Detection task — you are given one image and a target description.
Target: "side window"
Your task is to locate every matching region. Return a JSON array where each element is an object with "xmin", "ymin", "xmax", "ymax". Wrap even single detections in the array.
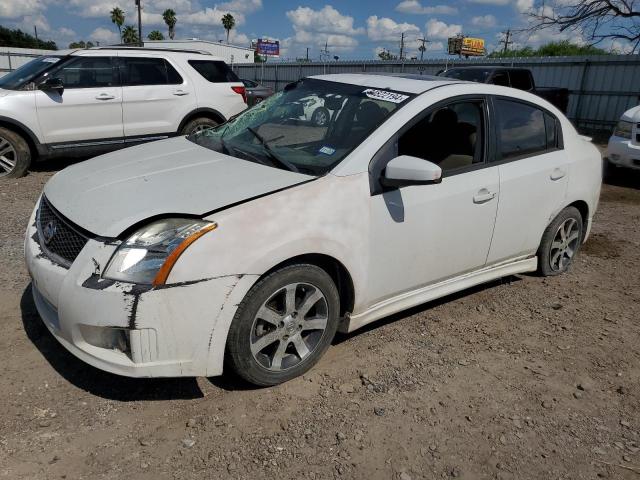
[
  {"xmin": 495, "ymin": 99, "xmax": 546, "ymax": 160},
  {"xmin": 544, "ymin": 112, "xmax": 558, "ymax": 149},
  {"xmin": 51, "ymin": 56, "xmax": 114, "ymax": 89},
  {"xmin": 119, "ymin": 57, "xmax": 183, "ymax": 86},
  {"xmin": 188, "ymin": 60, "xmax": 239, "ymax": 83},
  {"xmin": 491, "ymin": 71, "xmax": 510, "ymax": 87},
  {"xmin": 398, "ymin": 100, "xmax": 485, "ymax": 173},
  {"xmin": 509, "ymin": 70, "xmax": 534, "ymax": 91}
]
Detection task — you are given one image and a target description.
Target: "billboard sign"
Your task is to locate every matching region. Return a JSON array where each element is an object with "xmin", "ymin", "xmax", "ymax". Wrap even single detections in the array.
[
  {"xmin": 256, "ymin": 39, "xmax": 280, "ymax": 57},
  {"xmin": 448, "ymin": 36, "xmax": 485, "ymax": 57}
]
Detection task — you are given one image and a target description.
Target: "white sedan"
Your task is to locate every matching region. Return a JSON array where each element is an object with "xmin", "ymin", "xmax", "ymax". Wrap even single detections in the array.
[
  {"xmin": 606, "ymin": 105, "xmax": 640, "ymax": 172},
  {"xmin": 25, "ymin": 73, "xmax": 602, "ymax": 386}
]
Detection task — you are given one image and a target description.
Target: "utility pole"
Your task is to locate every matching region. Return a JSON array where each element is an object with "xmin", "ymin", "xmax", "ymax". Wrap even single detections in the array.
[
  {"xmin": 399, "ymin": 32, "xmax": 405, "ymax": 60},
  {"xmin": 306, "ymin": 47, "xmax": 309, "ymax": 61},
  {"xmin": 135, "ymin": 0, "xmax": 143, "ymax": 46},
  {"xmin": 500, "ymin": 29, "xmax": 512, "ymax": 55},
  {"xmin": 320, "ymin": 40, "xmax": 329, "ymax": 62},
  {"xmin": 417, "ymin": 36, "xmax": 430, "ymax": 61},
  {"xmin": 34, "ymin": 25, "xmax": 38, "ymax": 42}
]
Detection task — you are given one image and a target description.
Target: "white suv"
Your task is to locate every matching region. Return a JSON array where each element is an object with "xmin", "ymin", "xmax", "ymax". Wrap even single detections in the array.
[{"xmin": 0, "ymin": 47, "xmax": 247, "ymax": 177}]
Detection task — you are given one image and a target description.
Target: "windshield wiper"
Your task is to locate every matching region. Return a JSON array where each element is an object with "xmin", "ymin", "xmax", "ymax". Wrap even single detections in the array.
[{"xmin": 246, "ymin": 127, "xmax": 299, "ymax": 173}]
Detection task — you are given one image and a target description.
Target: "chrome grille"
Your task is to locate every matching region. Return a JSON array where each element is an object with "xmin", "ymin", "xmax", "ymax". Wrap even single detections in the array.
[{"xmin": 37, "ymin": 196, "xmax": 90, "ymax": 268}]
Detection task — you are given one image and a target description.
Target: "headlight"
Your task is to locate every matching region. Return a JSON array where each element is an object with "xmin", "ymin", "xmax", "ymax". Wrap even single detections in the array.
[
  {"xmin": 104, "ymin": 218, "xmax": 217, "ymax": 285},
  {"xmin": 613, "ymin": 120, "xmax": 633, "ymax": 139}
]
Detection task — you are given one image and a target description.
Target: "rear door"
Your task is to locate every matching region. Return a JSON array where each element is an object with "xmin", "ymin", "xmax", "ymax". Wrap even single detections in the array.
[
  {"xmin": 35, "ymin": 55, "xmax": 123, "ymax": 144},
  {"xmin": 486, "ymin": 96, "xmax": 569, "ymax": 264},
  {"xmin": 119, "ymin": 55, "xmax": 196, "ymax": 138}
]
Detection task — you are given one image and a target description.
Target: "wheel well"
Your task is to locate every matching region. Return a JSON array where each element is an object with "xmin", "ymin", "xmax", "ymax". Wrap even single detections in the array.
[
  {"xmin": 261, "ymin": 254, "xmax": 355, "ymax": 317},
  {"xmin": 178, "ymin": 110, "xmax": 225, "ymax": 133},
  {"xmin": 567, "ymin": 200, "xmax": 589, "ymax": 237},
  {"xmin": 0, "ymin": 121, "xmax": 37, "ymax": 159}
]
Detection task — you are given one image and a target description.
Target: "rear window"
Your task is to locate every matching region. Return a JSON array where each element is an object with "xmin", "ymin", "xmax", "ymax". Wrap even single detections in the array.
[
  {"xmin": 440, "ymin": 68, "xmax": 491, "ymax": 83},
  {"xmin": 509, "ymin": 70, "xmax": 533, "ymax": 91},
  {"xmin": 189, "ymin": 60, "xmax": 239, "ymax": 83}
]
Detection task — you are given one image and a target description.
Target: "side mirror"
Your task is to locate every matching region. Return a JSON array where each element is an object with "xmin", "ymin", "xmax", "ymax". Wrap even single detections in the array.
[
  {"xmin": 39, "ymin": 77, "xmax": 64, "ymax": 95},
  {"xmin": 381, "ymin": 155, "xmax": 442, "ymax": 188}
]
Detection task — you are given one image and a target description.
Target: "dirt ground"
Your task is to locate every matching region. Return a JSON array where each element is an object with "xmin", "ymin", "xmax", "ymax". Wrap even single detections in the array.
[{"xmin": 0, "ymin": 154, "xmax": 639, "ymax": 480}]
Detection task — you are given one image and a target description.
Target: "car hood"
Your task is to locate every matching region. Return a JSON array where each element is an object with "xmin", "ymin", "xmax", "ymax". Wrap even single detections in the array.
[
  {"xmin": 621, "ymin": 105, "xmax": 640, "ymax": 123},
  {"xmin": 44, "ymin": 136, "xmax": 314, "ymax": 237}
]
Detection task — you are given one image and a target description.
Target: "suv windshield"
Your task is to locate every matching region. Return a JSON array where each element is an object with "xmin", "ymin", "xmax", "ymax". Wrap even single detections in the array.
[
  {"xmin": 0, "ymin": 56, "xmax": 63, "ymax": 90},
  {"xmin": 439, "ymin": 68, "xmax": 491, "ymax": 83},
  {"xmin": 188, "ymin": 78, "xmax": 411, "ymax": 175}
]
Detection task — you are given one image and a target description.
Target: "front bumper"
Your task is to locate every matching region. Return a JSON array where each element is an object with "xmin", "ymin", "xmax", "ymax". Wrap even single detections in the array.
[
  {"xmin": 24, "ymin": 206, "xmax": 257, "ymax": 377},
  {"xmin": 607, "ymin": 136, "xmax": 640, "ymax": 170}
]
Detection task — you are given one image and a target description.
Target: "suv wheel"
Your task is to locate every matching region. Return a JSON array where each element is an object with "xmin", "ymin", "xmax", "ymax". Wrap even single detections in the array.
[
  {"xmin": 226, "ymin": 264, "xmax": 340, "ymax": 386},
  {"xmin": 180, "ymin": 117, "xmax": 219, "ymax": 136},
  {"xmin": 0, "ymin": 127, "xmax": 31, "ymax": 178},
  {"xmin": 537, "ymin": 206, "xmax": 583, "ymax": 276}
]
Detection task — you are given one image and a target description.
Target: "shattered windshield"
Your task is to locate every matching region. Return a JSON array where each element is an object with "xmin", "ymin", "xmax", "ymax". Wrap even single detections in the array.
[{"xmin": 187, "ymin": 78, "xmax": 412, "ymax": 175}]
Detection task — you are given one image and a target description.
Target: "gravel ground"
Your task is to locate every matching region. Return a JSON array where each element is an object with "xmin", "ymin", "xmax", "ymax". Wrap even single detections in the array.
[{"xmin": 0, "ymin": 153, "xmax": 639, "ymax": 480}]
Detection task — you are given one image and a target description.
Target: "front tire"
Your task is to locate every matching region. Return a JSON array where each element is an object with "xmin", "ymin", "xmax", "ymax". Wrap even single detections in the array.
[
  {"xmin": 537, "ymin": 206, "xmax": 583, "ymax": 276},
  {"xmin": 311, "ymin": 107, "xmax": 330, "ymax": 127},
  {"xmin": 0, "ymin": 127, "xmax": 31, "ymax": 178},
  {"xmin": 226, "ymin": 264, "xmax": 340, "ymax": 386},
  {"xmin": 180, "ymin": 117, "xmax": 219, "ymax": 136}
]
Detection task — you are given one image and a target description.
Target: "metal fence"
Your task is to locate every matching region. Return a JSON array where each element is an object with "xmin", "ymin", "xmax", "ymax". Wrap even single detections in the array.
[
  {"xmin": 0, "ymin": 49, "xmax": 48, "ymax": 75},
  {"xmin": 233, "ymin": 55, "xmax": 640, "ymax": 134}
]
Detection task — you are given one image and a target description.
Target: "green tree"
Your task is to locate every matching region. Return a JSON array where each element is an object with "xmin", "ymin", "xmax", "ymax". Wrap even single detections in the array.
[
  {"xmin": 68, "ymin": 40, "xmax": 95, "ymax": 49},
  {"xmin": 162, "ymin": 9, "xmax": 177, "ymax": 40},
  {"xmin": 488, "ymin": 40, "xmax": 607, "ymax": 58},
  {"xmin": 110, "ymin": 7, "xmax": 125, "ymax": 43},
  {"xmin": 0, "ymin": 25, "xmax": 57, "ymax": 49},
  {"xmin": 377, "ymin": 49, "xmax": 396, "ymax": 60},
  {"xmin": 222, "ymin": 13, "xmax": 235, "ymax": 43},
  {"xmin": 121, "ymin": 25, "xmax": 139, "ymax": 45},
  {"xmin": 147, "ymin": 30, "xmax": 165, "ymax": 41}
]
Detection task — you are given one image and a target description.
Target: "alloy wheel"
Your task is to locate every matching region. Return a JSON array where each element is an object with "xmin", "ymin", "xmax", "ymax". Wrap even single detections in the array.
[
  {"xmin": 0, "ymin": 136, "xmax": 17, "ymax": 177},
  {"xmin": 549, "ymin": 218, "xmax": 580, "ymax": 271},
  {"xmin": 250, "ymin": 282, "xmax": 329, "ymax": 371}
]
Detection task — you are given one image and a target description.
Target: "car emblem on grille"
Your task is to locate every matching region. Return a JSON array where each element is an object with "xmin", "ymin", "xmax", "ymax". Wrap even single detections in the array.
[{"xmin": 42, "ymin": 221, "xmax": 57, "ymax": 245}]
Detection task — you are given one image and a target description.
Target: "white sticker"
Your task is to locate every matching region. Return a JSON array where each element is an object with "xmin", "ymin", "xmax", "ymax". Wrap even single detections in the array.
[
  {"xmin": 319, "ymin": 146, "xmax": 336, "ymax": 155},
  {"xmin": 363, "ymin": 89, "xmax": 409, "ymax": 104},
  {"xmin": 42, "ymin": 57, "xmax": 60, "ymax": 63}
]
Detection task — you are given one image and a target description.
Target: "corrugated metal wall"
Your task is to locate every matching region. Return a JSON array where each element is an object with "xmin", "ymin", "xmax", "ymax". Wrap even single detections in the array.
[{"xmin": 233, "ymin": 55, "xmax": 640, "ymax": 133}]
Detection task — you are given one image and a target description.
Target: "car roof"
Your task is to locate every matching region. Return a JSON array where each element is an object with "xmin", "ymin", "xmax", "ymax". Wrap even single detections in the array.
[
  {"xmin": 69, "ymin": 47, "xmax": 224, "ymax": 61},
  {"xmin": 308, "ymin": 73, "xmax": 462, "ymax": 94},
  {"xmin": 444, "ymin": 66, "xmax": 528, "ymax": 71}
]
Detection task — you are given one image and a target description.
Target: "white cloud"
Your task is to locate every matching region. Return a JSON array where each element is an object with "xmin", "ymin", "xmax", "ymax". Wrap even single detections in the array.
[
  {"xmin": 471, "ymin": 14, "xmax": 497, "ymax": 28},
  {"xmin": 395, "ymin": 1, "xmax": 457, "ymax": 15},
  {"xmin": 216, "ymin": 0, "xmax": 262, "ymax": 14},
  {"xmin": 467, "ymin": 0, "xmax": 509, "ymax": 4},
  {"xmin": 366, "ymin": 15, "xmax": 420, "ymax": 41},
  {"xmin": 90, "ymin": 27, "xmax": 120, "ymax": 45},
  {"xmin": 425, "ymin": 19, "xmax": 462, "ymax": 39},
  {"xmin": 286, "ymin": 5, "xmax": 364, "ymax": 36},
  {"xmin": 0, "ymin": 0, "xmax": 44, "ymax": 18}
]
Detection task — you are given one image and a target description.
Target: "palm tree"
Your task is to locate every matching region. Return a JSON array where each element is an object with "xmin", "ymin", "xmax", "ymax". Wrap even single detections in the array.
[
  {"xmin": 221, "ymin": 13, "xmax": 235, "ymax": 43},
  {"xmin": 163, "ymin": 9, "xmax": 177, "ymax": 40},
  {"xmin": 147, "ymin": 30, "xmax": 164, "ymax": 41},
  {"xmin": 110, "ymin": 7, "xmax": 125, "ymax": 43},
  {"xmin": 121, "ymin": 25, "xmax": 139, "ymax": 45}
]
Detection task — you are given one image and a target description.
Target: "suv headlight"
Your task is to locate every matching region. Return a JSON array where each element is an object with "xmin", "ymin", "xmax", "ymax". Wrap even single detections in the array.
[
  {"xmin": 104, "ymin": 218, "xmax": 217, "ymax": 285},
  {"xmin": 613, "ymin": 120, "xmax": 633, "ymax": 140}
]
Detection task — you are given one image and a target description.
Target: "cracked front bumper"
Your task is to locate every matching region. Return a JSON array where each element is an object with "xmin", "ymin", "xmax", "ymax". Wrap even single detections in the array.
[{"xmin": 24, "ymin": 206, "xmax": 257, "ymax": 378}]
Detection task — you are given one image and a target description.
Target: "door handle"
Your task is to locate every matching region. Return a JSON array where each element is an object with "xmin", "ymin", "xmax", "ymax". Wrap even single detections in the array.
[
  {"xmin": 550, "ymin": 168, "xmax": 566, "ymax": 181},
  {"xmin": 173, "ymin": 90, "xmax": 189, "ymax": 96},
  {"xmin": 95, "ymin": 93, "xmax": 115, "ymax": 100},
  {"xmin": 473, "ymin": 189, "xmax": 497, "ymax": 204}
]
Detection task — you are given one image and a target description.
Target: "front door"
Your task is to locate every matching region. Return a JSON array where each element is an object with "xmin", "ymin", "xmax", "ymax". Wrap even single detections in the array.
[
  {"xmin": 35, "ymin": 56, "xmax": 123, "ymax": 144},
  {"xmin": 367, "ymin": 98, "xmax": 499, "ymax": 305}
]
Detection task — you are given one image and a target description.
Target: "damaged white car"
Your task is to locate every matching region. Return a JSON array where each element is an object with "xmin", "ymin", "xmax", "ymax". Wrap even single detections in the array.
[{"xmin": 25, "ymin": 73, "xmax": 602, "ymax": 386}]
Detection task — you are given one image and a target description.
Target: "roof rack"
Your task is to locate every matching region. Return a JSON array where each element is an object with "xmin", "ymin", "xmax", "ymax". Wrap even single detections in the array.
[{"xmin": 90, "ymin": 46, "xmax": 213, "ymax": 56}]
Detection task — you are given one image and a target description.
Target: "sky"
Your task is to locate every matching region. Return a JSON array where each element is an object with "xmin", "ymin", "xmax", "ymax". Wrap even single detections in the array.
[{"xmin": 0, "ymin": 0, "xmax": 633, "ymax": 60}]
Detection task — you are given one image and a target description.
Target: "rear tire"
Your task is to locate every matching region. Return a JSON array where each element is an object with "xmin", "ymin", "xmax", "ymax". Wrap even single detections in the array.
[
  {"xmin": 311, "ymin": 107, "xmax": 330, "ymax": 127},
  {"xmin": 537, "ymin": 206, "xmax": 583, "ymax": 276},
  {"xmin": 0, "ymin": 127, "xmax": 31, "ymax": 178},
  {"xmin": 180, "ymin": 117, "xmax": 219, "ymax": 136},
  {"xmin": 226, "ymin": 264, "xmax": 340, "ymax": 386}
]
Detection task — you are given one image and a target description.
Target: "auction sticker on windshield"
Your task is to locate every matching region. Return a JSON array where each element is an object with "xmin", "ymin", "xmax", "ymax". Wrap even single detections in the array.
[{"xmin": 363, "ymin": 89, "xmax": 409, "ymax": 104}]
